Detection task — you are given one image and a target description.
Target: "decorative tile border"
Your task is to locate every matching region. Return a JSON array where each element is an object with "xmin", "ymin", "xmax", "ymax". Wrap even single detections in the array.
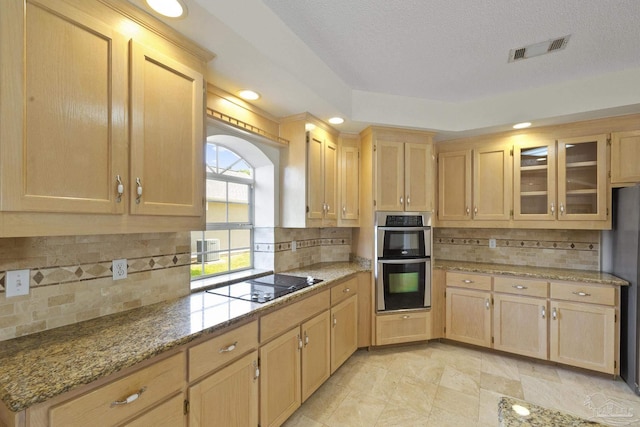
[
  {"xmin": 434, "ymin": 237, "xmax": 598, "ymax": 252},
  {"xmin": 255, "ymin": 238, "xmax": 352, "ymax": 253},
  {"xmin": 0, "ymin": 253, "xmax": 190, "ymax": 292}
]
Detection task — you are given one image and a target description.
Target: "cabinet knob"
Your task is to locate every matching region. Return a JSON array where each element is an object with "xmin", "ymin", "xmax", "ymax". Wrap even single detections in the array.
[
  {"xmin": 135, "ymin": 177, "xmax": 143, "ymax": 204},
  {"xmin": 541, "ymin": 306, "xmax": 546, "ymax": 319},
  {"xmin": 343, "ymin": 288, "xmax": 351, "ymax": 293},
  {"xmin": 400, "ymin": 196, "xmax": 404, "ymax": 205},
  {"xmin": 333, "ymin": 316, "xmax": 337, "ymax": 327},
  {"xmin": 115, "ymin": 175, "xmax": 124, "ymax": 203},
  {"xmin": 304, "ymin": 331, "xmax": 309, "ymax": 346},
  {"xmin": 552, "ymin": 307, "xmax": 557, "ymax": 320},
  {"xmin": 466, "ymin": 207, "xmax": 470, "ymax": 215},
  {"xmin": 474, "ymin": 206, "xmax": 478, "ymax": 216},
  {"xmin": 406, "ymin": 196, "xmax": 411, "ymax": 205},
  {"xmin": 559, "ymin": 203, "xmax": 565, "ymax": 215},
  {"xmin": 550, "ymin": 202, "xmax": 555, "ymax": 215},
  {"xmin": 485, "ymin": 299, "xmax": 490, "ymax": 310},
  {"xmin": 401, "ymin": 315, "xmax": 410, "ymax": 319}
]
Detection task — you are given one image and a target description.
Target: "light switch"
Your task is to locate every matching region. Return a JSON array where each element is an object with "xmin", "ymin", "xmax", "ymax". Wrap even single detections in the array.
[{"xmin": 6, "ymin": 269, "xmax": 30, "ymax": 298}]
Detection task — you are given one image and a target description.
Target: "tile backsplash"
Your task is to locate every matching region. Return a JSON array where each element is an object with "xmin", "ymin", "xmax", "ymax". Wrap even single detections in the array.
[
  {"xmin": 434, "ymin": 228, "xmax": 600, "ymax": 271},
  {"xmin": 0, "ymin": 233, "xmax": 191, "ymax": 341}
]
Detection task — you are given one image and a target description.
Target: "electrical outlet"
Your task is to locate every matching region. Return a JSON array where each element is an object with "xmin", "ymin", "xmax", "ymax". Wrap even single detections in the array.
[
  {"xmin": 489, "ymin": 238, "xmax": 497, "ymax": 249},
  {"xmin": 6, "ymin": 269, "xmax": 30, "ymax": 298},
  {"xmin": 112, "ymin": 259, "xmax": 127, "ymax": 280},
  {"xmin": 291, "ymin": 241, "xmax": 297, "ymax": 252}
]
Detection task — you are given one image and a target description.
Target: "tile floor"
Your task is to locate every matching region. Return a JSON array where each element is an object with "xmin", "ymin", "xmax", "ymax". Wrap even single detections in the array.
[{"xmin": 282, "ymin": 341, "xmax": 640, "ymax": 427}]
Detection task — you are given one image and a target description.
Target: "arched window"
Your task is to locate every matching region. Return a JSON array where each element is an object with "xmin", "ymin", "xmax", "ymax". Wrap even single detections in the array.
[{"xmin": 191, "ymin": 143, "xmax": 254, "ymax": 280}]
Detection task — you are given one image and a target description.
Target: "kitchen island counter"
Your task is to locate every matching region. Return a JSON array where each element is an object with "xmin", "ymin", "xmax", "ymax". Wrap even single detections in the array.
[{"xmin": 0, "ymin": 261, "xmax": 369, "ymax": 413}]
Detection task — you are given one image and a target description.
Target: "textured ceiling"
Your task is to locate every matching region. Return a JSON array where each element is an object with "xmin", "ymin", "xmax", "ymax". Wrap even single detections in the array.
[
  {"xmin": 134, "ymin": 0, "xmax": 640, "ymax": 138},
  {"xmin": 261, "ymin": 0, "xmax": 640, "ymax": 103}
]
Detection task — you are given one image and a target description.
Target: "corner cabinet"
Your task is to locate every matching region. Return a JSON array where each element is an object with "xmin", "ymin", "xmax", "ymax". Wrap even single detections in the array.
[
  {"xmin": 280, "ymin": 114, "xmax": 339, "ymax": 228},
  {"xmin": 0, "ymin": 0, "xmax": 212, "ymax": 237},
  {"xmin": 337, "ymin": 134, "xmax": 360, "ymax": 226}
]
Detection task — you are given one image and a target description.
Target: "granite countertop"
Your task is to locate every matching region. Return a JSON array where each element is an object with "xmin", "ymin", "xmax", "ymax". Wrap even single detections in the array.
[
  {"xmin": 498, "ymin": 397, "xmax": 606, "ymax": 426},
  {"xmin": 0, "ymin": 261, "xmax": 369, "ymax": 413},
  {"xmin": 434, "ymin": 260, "xmax": 629, "ymax": 286}
]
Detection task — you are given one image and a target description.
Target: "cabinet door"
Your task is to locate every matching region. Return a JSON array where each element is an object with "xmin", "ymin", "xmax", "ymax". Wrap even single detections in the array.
[
  {"xmin": 438, "ymin": 150, "xmax": 472, "ymax": 220},
  {"xmin": 513, "ymin": 140, "xmax": 557, "ymax": 221},
  {"xmin": 611, "ymin": 130, "xmax": 640, "ymax": 185},
  {"xmin": 331, "ymin": 295, "xmax": 358, "ymax": 374},
  {"xmin": 405, "ymin": 143, "xmax": 433, "ymax": 212},
  {"xmin": 493, "ymin": 295, "xmax": 547, "ymax": 359},
  {"xmin": 445, "ymin": 288, "xmax": 492, "ymax": 347},
  {"xmin": 259, "ymin": 327, "xmax": 301, "ymax": 427},
  {"xmin": 557, "ymin": 134, "xmax": 607, "ymax": 221},
  {"xmin": 188, "ymin": 351, "xmax": 258, "ymax": 427},
  {"xmin": 130, "ymin": 41, "xmax": 204, "ymax": 217},
  {"xmin": 123, "ymin": 393, "xmax": 185, "ymax": 427},
  {"xmin": 301, "ymin": 311, "xmax": 330, "ymax": 402},
  {"xmin": 323, "ymin": 137, "xmax": 338, "ymax": 223},
  {"xmin": 0, "ymin": 0, "xmax": 127, "ymax": 214},
  {"xmin": 306, "ymin": 131, "xmax": 325, "ymax": 220},
  {"xmin": 376, "ymin": 140, "xmax": 404, "ymax": 211},
  {"xmin": 549, "ymin": 301, "xmax": 616, "ymax": 374},
  {"xmin": 375, "ymin": 311, "xmax": 430, "ymax": 346},
  {"xmin": 473, "ymin": 145, "xmax": 512, "ymax": 221},
  {"xmin": 340, "ymin": 144, "xmax": 359, "ymax": 222}
]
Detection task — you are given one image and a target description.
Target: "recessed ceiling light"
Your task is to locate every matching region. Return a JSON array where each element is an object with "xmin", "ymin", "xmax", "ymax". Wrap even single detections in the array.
[
  {"xmin": 513, "ymin": 122, "xmax": 532, "ymax": 129},
  {"xmin": 328, "ymin": 117, "xmax": 344, "ymax": 125},
  {"xmin": 145, "ymin": 0, "xmax": 187, "ymax": 18},
  {"xmin": 238, "ymin": 90, "xmax": 260, "ymax": 101}
]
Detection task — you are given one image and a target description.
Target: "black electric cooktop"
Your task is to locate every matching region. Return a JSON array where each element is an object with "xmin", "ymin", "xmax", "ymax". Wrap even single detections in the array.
[{"xmin": 206, "ymin": 274, "xmax": 322, "ymax": 304}]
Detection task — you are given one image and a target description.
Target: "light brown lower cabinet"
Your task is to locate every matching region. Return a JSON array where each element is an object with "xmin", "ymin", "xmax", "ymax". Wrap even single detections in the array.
[
  {"xmin": 188, "ymin": 351, "xmax": 259, "ymax": 427},
  {"xmin": 259, "ymin": 310, "xmax": 330, "ymax": 427},
  {"xmin": 445, "ymin": 287, "xmax": 492, "ymax": 348},
  {"xmin": 549, "ymin": 301, "xmax": 616, "ymax": 373},
  {"xmin": 493, "ymin": 294, "xmax": 547, "ymax": 359},
  {"xmin": 376, "ymin": 310, "xmax": 431, "ymax": 346},
  {"xmin": 331, "ymin": 294, "xmax": 358, "ymax": 373}
]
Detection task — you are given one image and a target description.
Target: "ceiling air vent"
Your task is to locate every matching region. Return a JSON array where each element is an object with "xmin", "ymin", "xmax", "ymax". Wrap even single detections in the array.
[{"xmin": 508, "ymin": 35, "xmax": 571, "ymax": 63}]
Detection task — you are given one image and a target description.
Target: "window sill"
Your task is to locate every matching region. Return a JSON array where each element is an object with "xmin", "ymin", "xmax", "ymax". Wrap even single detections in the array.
[{"xmin": 190, "ymin": 268, "xmax": 273, "ymax": 292}]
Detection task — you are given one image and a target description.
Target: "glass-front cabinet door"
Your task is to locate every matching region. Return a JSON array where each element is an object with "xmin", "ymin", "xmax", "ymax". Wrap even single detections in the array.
[
  {"xmin": 514, "ymin": 139, "xmax": 557, "ymax": 220},
  {"xmin": 557, "ymin": 134, "xmax": 608, "ymax": 221}
]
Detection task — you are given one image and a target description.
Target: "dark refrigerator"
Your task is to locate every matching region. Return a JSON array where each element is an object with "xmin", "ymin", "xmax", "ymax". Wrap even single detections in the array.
[{"xmin": 602, "ymin": 185, "xmax": 640, "ymax": 395}]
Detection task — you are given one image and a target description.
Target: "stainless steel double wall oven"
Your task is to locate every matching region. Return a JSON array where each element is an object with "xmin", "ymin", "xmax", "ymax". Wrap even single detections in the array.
[{"xmin": 375, "ymin": 211, "xmax": 432, "ymax": 312}]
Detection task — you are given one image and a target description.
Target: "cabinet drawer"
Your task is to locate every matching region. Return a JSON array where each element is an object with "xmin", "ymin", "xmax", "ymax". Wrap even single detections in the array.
[
  {"xmin": 446, "ymin": 272, "xmax": 492, "ymax": 291},
  {"xmin": 189, "ymin": 321, "xmax": 258, "ymax": 382},
  {"xmin": 375, "ymin": 311, "xmax": 430, "ymax": 346},
  {"xmin": 550, "ymin": 282, "xmax": 616, "ymax": 306},
  {"xmin": 260, "ymin": 290, "xmax": 330, "ymax": 342},
  {"xmin": 493, "ymin": 276, "xmax": 548, "ymax": 298},
  {"xmin": 331, "ymin": 277, "xmax": 357, "ymax": 305},
  {"xmin": 49, "ymin": 353, "xmax": 184, "ymax": 427}
]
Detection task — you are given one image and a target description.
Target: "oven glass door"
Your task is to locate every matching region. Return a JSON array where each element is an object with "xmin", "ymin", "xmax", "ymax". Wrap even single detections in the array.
[
  {"xmin": 378, "ymin": 228, "xmax": 430, "ymax": 258},
  {"xmin": 377, "ymin": 258, "xmax": 430, "ymax": 311}
]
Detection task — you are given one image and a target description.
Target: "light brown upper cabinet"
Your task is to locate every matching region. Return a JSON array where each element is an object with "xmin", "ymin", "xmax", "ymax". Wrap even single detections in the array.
[
  {"xmin": 611, "ymin": 130, "xmax": 640, "ymax": 186},
  {"xmin": 364, "ymin": 127, "xmax": 434, "ymax": 212},
  {"xmin": 338, "ymin": 134, "xmax": 360, "ymax": 226},
  {"xmin": 438, "ymin": 144, "xmax": 512, "ymax": 223},
  {"xmin": 513, "ymin": 138, "xmax": 557, "ymax": 221},
  {"xmin": 0, "ymin": 0, "xmax": 212, "ymax": 237},
  {"xmin": 280, "ymin": 114, "xmax": 338, "ymax": 227}
]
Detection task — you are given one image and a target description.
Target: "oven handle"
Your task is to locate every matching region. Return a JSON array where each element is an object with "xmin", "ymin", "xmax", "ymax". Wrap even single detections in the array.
[
  {"xmin": 377, "ymin": 226, "xmax": 431, "ymax": 231},
  {"xmin": 378, "ymin": 258, "xmax": 429, "ymax": 265}
]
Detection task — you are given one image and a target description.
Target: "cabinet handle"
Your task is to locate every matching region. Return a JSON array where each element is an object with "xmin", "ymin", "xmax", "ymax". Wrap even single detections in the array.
[
  {"xmin": 512, "ymin": 285, "xmax": 528, "ymax": 290},
  {"xmin": 343, "ymin": 288, "xmax": 351, "ymax": 293},
  {"xmin": 253, "ymin": 360, "xmax": 260, "ymax": 382},
  {"xmin": 115, "ymin": 175, "xmax": 124, "ymax": 203},
  {"xmin": 462, "ymin": 279, "xmax": 474, "ymax": 284},
  {"xmin": 135, "ymin": 178, "xmax": 143, "ymax": 204},
  {"xmin": 304, "ymin": 331, "xmax": 309, "ymax": 346},
  {"xmin": 111, "ymin": 387, "xmax": 146, "ymax": 407},
  {"xmin": 333, "ymin": 315, "xmax": 337, "ymax": 327},
  {"xmin": 474, "ymin": 206, "xmax": 478, "ymax": 216},
  {"xmin": 572, "ymin": 291, "xmax": 591, "ymax": 297},
  {"xmin": 559, "ymin": 203, "xmax": 565, "ymax": 215},
  {"xmin": 400, "ymin": 196, "xmax": 404, "ymax": 205},
  {"xmin": 552, "ymin": 307, "xmax": 557, "ymax": 320},
  {"xmin": 407, "ymin": 196, "xmax": 411, "ymax": 205},
  {"xmin": 219, "ymin": 341, "xmax": 238, "ymax": 353},
  {"xmin": 297, "ymin": 335, "xmax": 303, "ymax": 350},
  {"xmin": 485, "ymin": 299, "xmax": 490, "ymax": 310},
  {"xmin": 541, "ymin": 306, "xmax": 546, "ymax": 319},
  {"xmin": 401, "ymin": 315, "xmax": 410, "ymax": 319},
  {"xmin": 550, "ymin": 202, "xmax": 555, "ymax": 215},
  {"xmin": 326, "ymin": 204, "xmax": 330, "ymax": 212},
  {"xmin": 466, "ymin": 207, "xmax": 470, "ymax": 215},
  {"xmin": 342, "ymin": 206, "xmax": 346, "ymax": 217}
]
